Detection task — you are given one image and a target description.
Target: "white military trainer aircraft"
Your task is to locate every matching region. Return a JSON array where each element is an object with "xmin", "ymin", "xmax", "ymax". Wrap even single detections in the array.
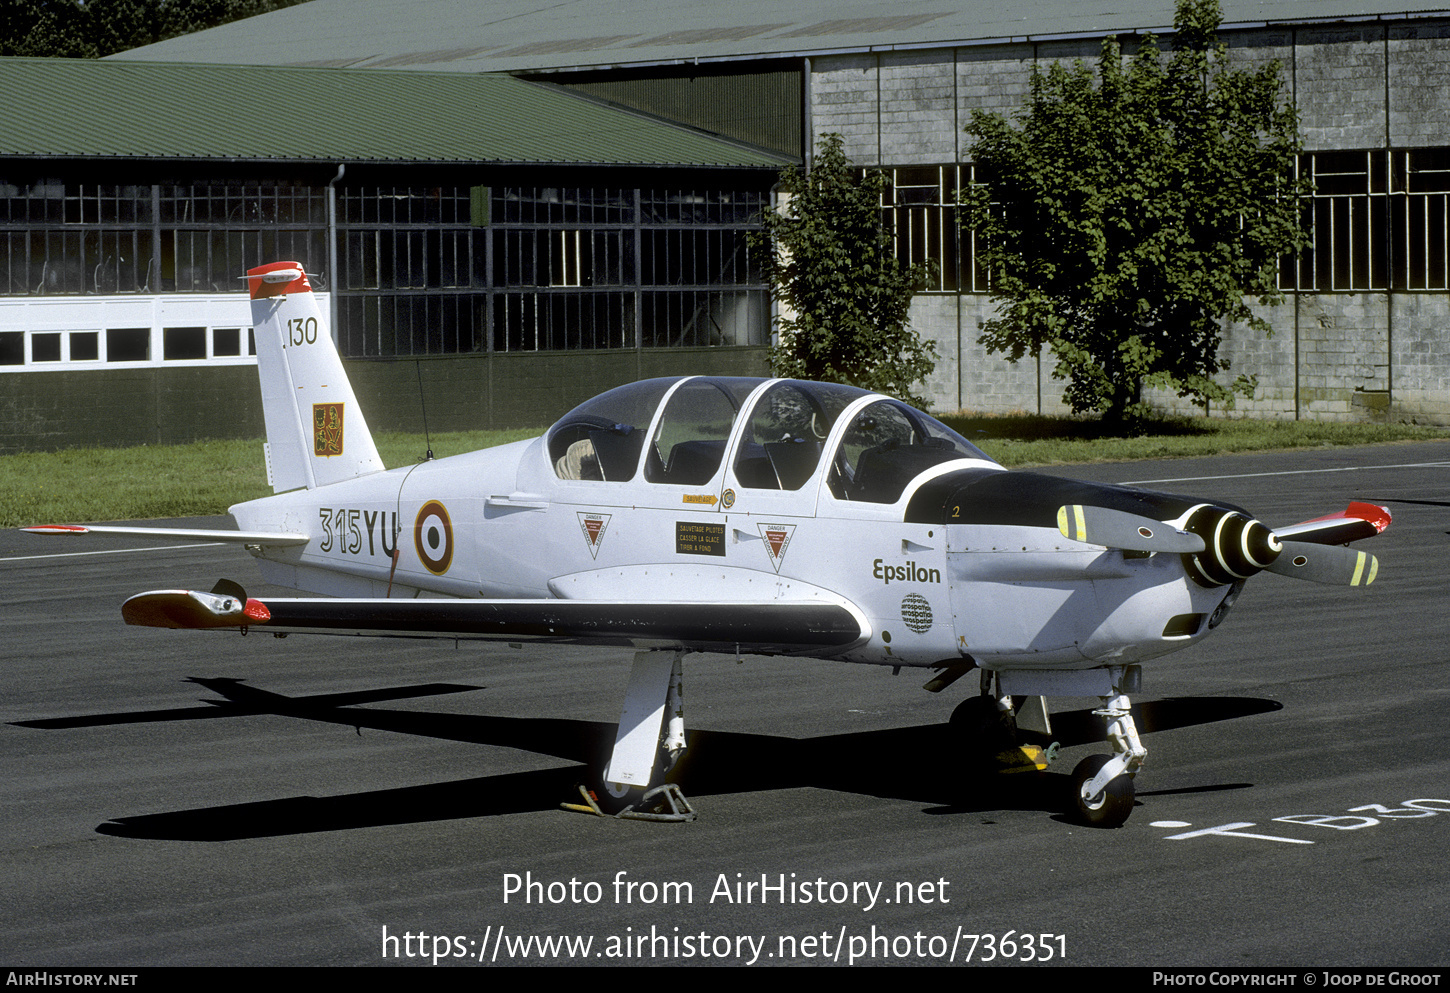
[{"xmin": 27, "ymin": 261, "xmax": 1391, "ymax": 827}]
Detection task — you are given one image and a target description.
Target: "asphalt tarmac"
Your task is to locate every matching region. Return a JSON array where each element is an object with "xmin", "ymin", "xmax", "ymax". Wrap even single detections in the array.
[{"xmin": 3, "ymin": 440, "xmax": 1448, "ymax": 968}]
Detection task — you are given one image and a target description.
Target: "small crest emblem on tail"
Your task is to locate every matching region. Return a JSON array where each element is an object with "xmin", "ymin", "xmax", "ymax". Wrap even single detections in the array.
[{"xmin": 313, "ymin": 402, "xmax": 345, "ymax": 457}]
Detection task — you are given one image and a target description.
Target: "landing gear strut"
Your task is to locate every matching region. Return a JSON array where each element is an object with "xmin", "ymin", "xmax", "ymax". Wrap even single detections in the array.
[
  {"xmin": 562, "ymin": 649, "xmax": 696, "ymax": 822},
  {"xmin": 989, "ymin": 664, "xmax": 1145, "ymax": 827},
  {"xmin": 1069, "ymin": 669, "xmax": 1144, "ymax": 828}
]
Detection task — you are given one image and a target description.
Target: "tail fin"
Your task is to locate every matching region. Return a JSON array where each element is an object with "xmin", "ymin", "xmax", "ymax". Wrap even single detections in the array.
[{"xmin": 248, "ymin": 262, "xmax": 384, "ymax": 492}]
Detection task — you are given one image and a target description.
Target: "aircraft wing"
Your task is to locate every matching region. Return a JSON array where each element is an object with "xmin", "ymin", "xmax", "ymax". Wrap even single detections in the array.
[
  {"xmin": 120, "ymin": 587, "xmax": 869, "ymax": 656},
  {"xmin": 1271, "ymin": 502, "xmax": 1391, "ymax": 546},
  {"xmin": 22, "ymin": 524, "xmax": 309, "ymax": 546}
]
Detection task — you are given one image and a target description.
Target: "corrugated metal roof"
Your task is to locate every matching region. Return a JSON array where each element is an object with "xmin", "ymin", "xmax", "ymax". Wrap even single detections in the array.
[
  {"xmin": 111, "ymin": 0, "xmax": 1450, "ymax": 74},
  {"xmin": 0, "ymin": 58, "xmax": 792, "ymax": 166}
]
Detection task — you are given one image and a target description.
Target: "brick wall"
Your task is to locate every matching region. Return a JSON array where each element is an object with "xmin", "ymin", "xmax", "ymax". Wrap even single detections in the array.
[
  {"xmin": 1389, "ymin": 22, "xmax": 1450, "ymax": 146},
  {"xmin": 1296, "ymin": 25, "xmax": 1388, "ymax": 151},
  {"xmin": 876, "ymin": 49, "xmax": 958, "ymax": 165},
  {"xmin": 808, "ymin": 20, "xmax": 1450, "ymax": 425},
  {"xmin": 1391, "ymin": 294, "xmax": 1450, "ymax": 423}
]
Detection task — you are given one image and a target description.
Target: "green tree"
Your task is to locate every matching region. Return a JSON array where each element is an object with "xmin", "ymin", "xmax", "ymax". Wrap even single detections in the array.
[
  {"xmin": 963, "ymin": 0, "xmax": 1309, "ymax": 423},
  {"xmin": 755, "ymin": 133, "xmax": 937, "ymax": 407},
  {"xmin": 0, "ymin": 0, "xmax": 307, "ymax": 58}
]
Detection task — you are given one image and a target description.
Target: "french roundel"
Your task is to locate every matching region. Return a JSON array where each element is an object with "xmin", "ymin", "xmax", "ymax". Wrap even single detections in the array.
[{"xmin": 413, "ymin": 500, "xmax": 453, "ymax": 575}]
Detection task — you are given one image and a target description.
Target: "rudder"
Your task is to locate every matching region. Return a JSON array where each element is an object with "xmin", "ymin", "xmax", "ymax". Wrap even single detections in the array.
[{"xmin": 248, "ymin": 261, "xmax": 384, "ymax": 491}]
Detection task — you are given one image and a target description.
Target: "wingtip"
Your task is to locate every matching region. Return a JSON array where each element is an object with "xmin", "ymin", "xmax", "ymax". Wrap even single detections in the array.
[
  {"xmin": 122, "ymin": 590, "xmax": 269, "ymax": 629},
  {"xmin": 1345, "ymin": 501, "xmax": 1392, "ymax": 533}
]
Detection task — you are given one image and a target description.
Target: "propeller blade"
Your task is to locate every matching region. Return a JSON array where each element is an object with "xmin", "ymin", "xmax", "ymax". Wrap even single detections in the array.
[
  {"xmin": 1265, "ymin": 540, "xmax": 1379, "ymax": 586},
  {"xmin": 1057, "ymin": 504, "xmax": 1206, "ymax": 554}
]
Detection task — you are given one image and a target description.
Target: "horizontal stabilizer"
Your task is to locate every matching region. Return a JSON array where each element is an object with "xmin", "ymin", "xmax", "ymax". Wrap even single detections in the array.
[
  {"xmin": 1265, "ymin": 541, "xmax": 1378, "ymax": 586},
  {"xmin": 22, "ymin": 524, "xmax": 308, "ymax": 546},
  {"xmin": 122, "ymin": 588, "xmax": 868, "ymax": 656},
  {"xmin": 1057, "ymin": 504, "xmax": 1206, "ymax": 554}
]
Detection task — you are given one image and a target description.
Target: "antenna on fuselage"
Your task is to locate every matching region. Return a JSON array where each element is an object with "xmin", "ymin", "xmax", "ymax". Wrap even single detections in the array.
[{"xmin": 415, "ymin": 359, "xmax": 434, "ymax": 462}]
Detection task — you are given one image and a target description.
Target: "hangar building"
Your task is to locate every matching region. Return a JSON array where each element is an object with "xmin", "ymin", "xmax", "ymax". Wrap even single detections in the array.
[
  {"xmin": 0, "ymin": 60, "xmax": 786, "ymax": 451},
  {"xmin": 3, "ymin": 0, "xmax": 1449, "ymax": 452}
]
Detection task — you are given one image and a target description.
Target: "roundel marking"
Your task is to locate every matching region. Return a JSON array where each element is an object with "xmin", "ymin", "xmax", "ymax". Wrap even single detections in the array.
[{"xmin": 414, "ymin": 500, "xmax": 454, "ymax": 575}]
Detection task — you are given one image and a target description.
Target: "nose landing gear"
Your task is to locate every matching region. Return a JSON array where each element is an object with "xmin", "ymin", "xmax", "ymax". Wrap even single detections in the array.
[
  {"xmin": 961, "ymin": 665, "xmax": 1145, "ymax": 827},
  {"xmin": 1069, "ymin": 683, "xmax": 1145, "ymax": 828}
]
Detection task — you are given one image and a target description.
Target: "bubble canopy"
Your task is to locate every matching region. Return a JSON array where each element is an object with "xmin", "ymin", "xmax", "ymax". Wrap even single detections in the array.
[{"xmin": 546, "ymin": 377, "xmax": 994, "ymax": 502}]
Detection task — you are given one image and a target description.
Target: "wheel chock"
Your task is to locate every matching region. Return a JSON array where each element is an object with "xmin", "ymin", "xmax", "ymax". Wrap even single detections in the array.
[
  {"xmin": 562, "ymin": 783, "xmax": 696, "ymax": 822},
  {"xmin": 993, "ymin": 742, "xmax": 1058, "ymax": 774}
]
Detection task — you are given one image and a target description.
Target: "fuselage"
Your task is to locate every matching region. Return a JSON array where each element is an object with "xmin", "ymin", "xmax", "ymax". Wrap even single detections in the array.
[{"xmin": 231, "ymin": 376, "xmax": 1236, "ymax": 671}]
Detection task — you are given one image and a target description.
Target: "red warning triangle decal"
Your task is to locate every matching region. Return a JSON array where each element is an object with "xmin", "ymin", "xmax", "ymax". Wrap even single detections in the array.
[
  {"xmin": 577, "ymin": 512, "xmax": 611, "ymax": 560},
  {"xmin": 757, "ymin": 522, "xmax": 796, "ymax": 573}
]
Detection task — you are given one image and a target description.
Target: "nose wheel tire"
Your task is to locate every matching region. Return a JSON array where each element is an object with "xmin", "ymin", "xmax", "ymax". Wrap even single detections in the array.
[{"xmin": 1070, "ymin": 754, "xmax": 1135, "ymax": 828}]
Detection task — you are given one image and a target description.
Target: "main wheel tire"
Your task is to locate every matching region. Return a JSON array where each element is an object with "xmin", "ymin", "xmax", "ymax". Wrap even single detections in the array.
[
  {"xmin": 1070, "ymin": 754, "xmax": 1135, "ymax": 828},
  {"xmin": 951, "ymin": 695, "xmax": 1018, "ymax": 752},
  {"xmin": 588, "ymin": 744, "xmax": 678, "ymax": 815},
  {"xmin": 587, "ymin": 777, "xmax": 645, "ymax": 816}
]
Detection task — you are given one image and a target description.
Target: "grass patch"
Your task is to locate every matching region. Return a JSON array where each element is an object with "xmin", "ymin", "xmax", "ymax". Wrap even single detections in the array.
[
  {"xmin": 939, "ymin": 412, "xmax": 1445, "ymax": 467},
  {"xmin": 1, "ymin": 416, "xmax": 1443, "ymax": 527},
  {"xmin": 0, "ymin": 428, "xmax": 539, "ymax": 528}
]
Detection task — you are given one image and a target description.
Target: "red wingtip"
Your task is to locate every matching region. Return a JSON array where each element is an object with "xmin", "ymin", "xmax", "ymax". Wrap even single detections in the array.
[
  {"xmin": 1345, "ymin": 501, "xmax": 1392, "ymax": 533},
  {"xmin": 21, "ymin": 524, "xmax": 89, "ymax": 534},
  {"xmin": 122, "ymin": 591, "xmax": 270, "ymax": 629}
]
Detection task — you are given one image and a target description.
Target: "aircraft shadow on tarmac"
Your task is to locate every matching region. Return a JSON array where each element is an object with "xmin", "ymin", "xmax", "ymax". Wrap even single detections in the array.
[{"xmin": 13, "ymin": 678, "xmax": 1280, "ymax": 841}]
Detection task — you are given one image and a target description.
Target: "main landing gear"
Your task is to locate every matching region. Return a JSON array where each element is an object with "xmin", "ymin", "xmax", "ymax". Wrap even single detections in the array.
[
  {"xmin": 562, "ymin": 649, "xmax": 696, "ymax": 822},
  {"xmin": 950, "ymin": 676, "xmax": 1057, "ymax": 776},
  {"xmin": 957, "ymin": 665, "xmax": 1145, "ymax": 828}
]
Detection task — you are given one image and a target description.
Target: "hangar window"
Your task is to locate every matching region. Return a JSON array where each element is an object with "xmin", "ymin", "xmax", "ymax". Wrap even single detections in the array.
[
  {"xmin": 881, "ymin": 164, "xmax": 1000, "ymax": 294},
  {"xmin": 954, "ymin": 149, "xmax": 1450, "ymax": 296},
  {"xmin": 0, "ymin": 179, "xmax": 325, "ymax": 298},
  {"xmin": 1292, "ymin": 148, "xmax": 1450, "ymax": 292},
  {"xmin": 162, "ymin": 327, "xmax": 206, "ymax": 360},
  {"xmin": 69, "ymin": 331, "xmax": 98, "ymax": 361},
  {"xmin": 1397, "ymin": 148, "xmax": 1450, "ymax": 290},
  {"xmin": 480, "ymin": 187, "xmax": 771, "ymax": 355},
  {"xmin": 106, "ymin": 327, "xmax": 149, "ymax": 362},
  {"xmin": 1294, "ymin": 151, "xmax": 1389, "ymax": 291},
  {"xmin": 31, "ymin": 332, "xmax": 60, "ymax": 362},
  {"xmin": 884, "ymin": 165, "xmax": 961, "ymax": 293},
  {"xmin": 212, "ymin": 328, "xmax": 242, "ymax": 357},
  {"xmin": 0, "ymin": 179, "xmax": 773, "ymax": 362}
]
